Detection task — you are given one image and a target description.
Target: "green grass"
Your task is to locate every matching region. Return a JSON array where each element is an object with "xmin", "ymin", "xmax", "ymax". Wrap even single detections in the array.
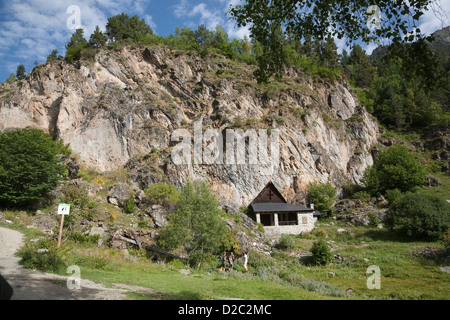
[
  {"xmin": 297, "ymin": 224, "xmax": 450, "ymax": 300},
  {"xmin": 4, "ymin": 205, "xmax": 449, "ymax": 300},
  {"xmin": 79, "ymin": 266, "xmax": 332, "ymax": 300},
  {"xmin": 420, "ymin": 172, "xmax": 450, "ymax": 201}
]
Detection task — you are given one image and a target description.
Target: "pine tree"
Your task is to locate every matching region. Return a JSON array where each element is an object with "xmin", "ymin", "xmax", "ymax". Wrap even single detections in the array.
[
  {"xmin": 65, "ymin": 28, "xmax": 88, "ymax": 50},
  {"xmin": 346, "ymin": 45, "xmax": 376, "ymax": 87},
  {"xmin": 16, "ymin": 64, "xmax": 25, "ymax": 80},
  {"xmin": 46, "ymin": 49, "xmax": 59, "ymax": 62},
  {"xmin": 89, "ymin": 26, "xmax": 107, "ymax": 48},
  {"xmin": 65, "ymin": 29, "xmax": 88, "ymax": 63},
  {"xmin": 106, "ymin": 13, "xmax": 152, "ymax": 42},
  {"xmin": 321, "ymin": 36, "xmax": 339, "ymax": 69}
]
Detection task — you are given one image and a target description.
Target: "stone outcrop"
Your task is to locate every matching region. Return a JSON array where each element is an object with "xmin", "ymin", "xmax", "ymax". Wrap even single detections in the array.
[{"xmin": 0, "ymin": 45, "xmax": 380, "ymax": 207}]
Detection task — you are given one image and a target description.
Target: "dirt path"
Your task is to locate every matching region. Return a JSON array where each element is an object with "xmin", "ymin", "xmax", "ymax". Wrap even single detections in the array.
[{"xmin": 0, "ymin": 226, "xmax": 155, "ymax": 300}]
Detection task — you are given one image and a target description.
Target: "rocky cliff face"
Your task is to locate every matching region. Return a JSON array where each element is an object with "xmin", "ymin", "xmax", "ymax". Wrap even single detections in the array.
[{"xmin": 0, "ymin": 45, "xmax": 379, "ymax": 207}]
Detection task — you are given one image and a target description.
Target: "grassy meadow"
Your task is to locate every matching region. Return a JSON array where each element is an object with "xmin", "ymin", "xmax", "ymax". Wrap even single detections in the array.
[{"xmin": 3, "ymin": 211, "xmax": 448, "ymax": 300}]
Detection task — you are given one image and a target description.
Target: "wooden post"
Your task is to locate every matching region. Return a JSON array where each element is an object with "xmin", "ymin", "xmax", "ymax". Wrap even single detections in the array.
[
  {"xmin": 57, "ymin": 214, "xmax": 65, "ymax": 249},
  {"xmin": 57, "ymin": 204, "xmax": 70, "ymax": 249}
]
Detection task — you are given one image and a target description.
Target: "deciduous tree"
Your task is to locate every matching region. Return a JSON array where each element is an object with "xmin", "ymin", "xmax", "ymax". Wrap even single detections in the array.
[
  {"xmin": 229, "ymin": 0, "xmax": 442, "ymax": 83},
  {"xmin": 158, "ymin": 180, "xmax": 227, "ymax": 258},
  {"xmin": 0, "ymin": 129, "xmax": 68, "ymax": 207}
]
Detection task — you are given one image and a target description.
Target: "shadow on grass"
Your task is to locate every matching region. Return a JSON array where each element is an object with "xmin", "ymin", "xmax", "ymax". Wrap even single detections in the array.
[
  {"xmin": 363, "ymin": 228, "xmax": 438, "ymax": 243},
  {"xmin": 162, "ymin": 290, "xmax": 204, "ymax": 300}
]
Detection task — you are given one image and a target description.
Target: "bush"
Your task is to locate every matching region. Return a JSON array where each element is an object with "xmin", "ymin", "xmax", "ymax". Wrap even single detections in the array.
[
  {"xmin": 70, "ymin": 232, "xmax": 100, "ymax": 245},
  {"xmin": 307, "ymin": 182, "xmax": 336, "ymax": 214},
  {"xmin": 353, "ymin": 191, "xmax": 371, "ymax": 202},
  {"xmin": 367, "ymin": 212, "xmax": 380, "ymax": 227},
  {"xmin": 297, "ymin": 279, "xmax": 347, "ymax": 297},
  {"xmin": 65, "ymin": 46, "xmax": 84, "ymax": 63},
  {"xmin": 0, "ymin": 129, "xmax": 66, "ymax": 207},
  {"xmin": 59, "ymin": 184, "xmax": 98, "ymax": 221},
  {"xmin": 123, "ymin": 194, "xmax": 136, "ymax": 214},
  {"xmin": 187, "ymin": 251, "xmax": 216, "ymax": 270},
  {"xmin": 385, "ymin": 193, "xmax": 450, "ymax": 239},
  {"xmin": 364, "ymin": 145, "xmax": 426, "ymax": 196},
  {"xmin": 444, "ymin": 231, "xmax": 450, "ymax": 254},
  {"xmin": 17, "ymin": 243, "xmax": 65, "ymax": 273},
  {"xmin": 385, "ymin": 188, "xmax": 404, "ymax": 205},
  {"xmin": 144, "ymin": 182, "xmax": 179, "ymax": 206},
  {"xmin": 310, "ymin": 239, "xmax": 332, "ymax": 266},
  {"xmin": 157, "ymin": 180, "xmax": 227, "ymax": 259},
  {"xmin": 276, "ymin": 234, "xmax": 295, "ymax": 250},
  {"xmin": 60, "ymin": 184, "xmax": 89, "ymax": 208}
]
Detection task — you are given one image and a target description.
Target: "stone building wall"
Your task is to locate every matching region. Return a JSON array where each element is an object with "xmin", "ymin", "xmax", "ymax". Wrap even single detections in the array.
[{"xmin": 263, "ymin": 213, "xmax": 315, "ymax": 238}]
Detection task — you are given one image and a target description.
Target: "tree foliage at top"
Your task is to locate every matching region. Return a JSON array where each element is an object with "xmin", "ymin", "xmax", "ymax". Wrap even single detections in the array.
[
  {"xmin": 89, "ymin": 26, "xmax": 108, "ymax": 48},
  {"xmin": 368, "ymin": 45, "xmax": 449, "ymax": 130},
  {"xmin": 229, "ymin": 0, "xmax": 441, "ymax": 83},
  {"xmin": 16, "ymin": 64, "xmax": 26, "ymax": 80},
  {"xmin": 342, "ymin": 44, "xmax": 377, "ymax": 88},
  {"xmin": 65, "ymin": 28, "xmax": 89, "ymax": 63},
  {"xmin": 46, "ymin": 49, "xmax": 60, "ymax": 62},
  {"xmin": 105, "ymin": 13, "xmax": 153, "ymax": 42},
  {"xmin": 66, "ymin": 28, "xmax": 88, "ymax": 50},
  {"xmin": 43, "ymin": 10, "xmax": 447, "ymax": 132}
]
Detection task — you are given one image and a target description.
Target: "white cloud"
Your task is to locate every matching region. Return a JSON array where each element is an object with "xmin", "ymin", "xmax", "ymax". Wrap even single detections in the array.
[
  {"xmin": 0, "ymin": 0, "xmax": 157, "ymax": 79},
  {"xmin": 173, "ymin": 0, "xmax": 189, "ymax": 18},
  {"xmin": 173, "ymin": 1, "xmax": 224, "ymax": 29},
  {"xmin": 192, "ymin": 3, "xmax": 224, "ymax": 29},
  {"xmin": 144, "ymin": 14, "xmax": 157, "ymax": 31},
  {"xmin": 172, "ymin": 0, "xmax": 250, "ymax": 39},
  {"xmin": 418, "ymin": 0, "xmax": 450, "ymax": 36}
]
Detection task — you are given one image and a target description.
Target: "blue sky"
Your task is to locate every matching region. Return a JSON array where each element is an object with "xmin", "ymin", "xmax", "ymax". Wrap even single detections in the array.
[{"xmin": 0, "ymin": 0, "xmax": 449, "ymax": 82}]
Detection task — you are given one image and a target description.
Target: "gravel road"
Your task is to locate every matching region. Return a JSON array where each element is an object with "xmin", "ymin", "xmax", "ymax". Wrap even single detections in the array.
[{"xmin": 0, "ymin": 226, "xmax": 154, "ymax": 300}]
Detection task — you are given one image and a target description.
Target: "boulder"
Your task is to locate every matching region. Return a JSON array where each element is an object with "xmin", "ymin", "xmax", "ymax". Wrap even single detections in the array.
[
  {"xmin": 89, "ymin": 227, "xmax": 105, "ymax": 237},
  {"xmin": 134, "ymin": 189, "xmax": 146, "ymax": 205},
  {"xmin": 107, "ymin": 183, "xmax": 132, "ymax": 208},
  {"xmin": 427, "ymin": 175, "xmax": 441, "ymax": 187},
  {"xmin": 337, "ymin": 212, "xmax": 370, "ymax": 226},
  {"xmin": 236, "ymin": 231, "xmax": 249, "ymax": 253},
  {"xmin": 179, "ymin": 269, "xmax": 191, "ymax": 275},
  {"xmin": 65, "ymin": 157, "xmax": 80, "ymax": 180},
  {"xmin": 32, "ymin": 216, "xmax": 57, "ymax": 233},
  {"xmin": 70, "ymin": 178, "xmax": 102, "ymax": 197},
  {"xmin": 147, "ymin": 204, "xmax": 168, "ymax": 228},
  {"xmin": 110, "ymin": 240, "xmax": 127, "ymax": 250},
  {"xmin": 337, "ymin": 206, "xmax": 387, "ymax": 226},
  {"xmin": 333, "ymin": 199, "xmax": 357, "ymax": 214}
]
